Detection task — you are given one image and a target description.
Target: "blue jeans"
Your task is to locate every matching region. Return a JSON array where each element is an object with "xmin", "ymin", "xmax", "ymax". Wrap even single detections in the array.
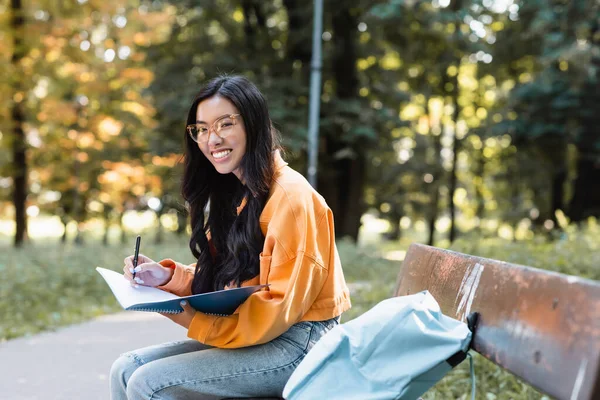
[{"xmin": 109, "ymin": 317, "xmax": 339, "ymax": 399}]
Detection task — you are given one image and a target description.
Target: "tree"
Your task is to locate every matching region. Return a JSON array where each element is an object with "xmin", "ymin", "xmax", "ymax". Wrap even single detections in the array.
[
  {"xmin": 0, "ymin": 0, "xmax": 170, "ymax": 245},
  {"xmin": 8, "ymin": 0, "xmax": 28, "ymax": 247},
  {"xmin": 496, "ymin": 0, "xmax": 600, "ymax": 226}
]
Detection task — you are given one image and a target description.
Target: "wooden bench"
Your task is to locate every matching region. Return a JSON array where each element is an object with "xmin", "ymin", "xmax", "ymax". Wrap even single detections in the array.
[{"xmin": 396, "ymin": 243, "xmax": 600, "ymax": 400}]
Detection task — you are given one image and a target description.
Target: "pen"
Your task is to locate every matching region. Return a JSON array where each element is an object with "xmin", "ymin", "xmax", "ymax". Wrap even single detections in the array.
[{"xmin": 132, "ymin": 235, "xmax": 141, "ymax": 281}]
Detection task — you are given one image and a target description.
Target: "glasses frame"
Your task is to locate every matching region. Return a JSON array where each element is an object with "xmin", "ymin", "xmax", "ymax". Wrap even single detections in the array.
[{"xmin": 186, "ymin": 113, "xmax": 241, "ymax": 144}]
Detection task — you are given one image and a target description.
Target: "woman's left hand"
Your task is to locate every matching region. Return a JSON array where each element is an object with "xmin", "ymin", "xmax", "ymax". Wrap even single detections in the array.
[{"xmin": 160, "ymin": 301, "xmax": 195, "ymax": 329}]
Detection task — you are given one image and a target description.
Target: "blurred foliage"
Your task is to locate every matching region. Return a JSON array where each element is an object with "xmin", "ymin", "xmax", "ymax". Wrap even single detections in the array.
[
  {"xmin": 1, "ymin": 0, "xmax": 599, "ymax": 247},
  {"xmin": 0, "ymin": 0, "xmax": 182, "ymax": 244}
]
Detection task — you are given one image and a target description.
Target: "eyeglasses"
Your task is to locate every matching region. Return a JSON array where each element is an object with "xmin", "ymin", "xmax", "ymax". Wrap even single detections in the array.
[{"xmin": 186, "ymin": 114, "xmax": 241, "ymax": 144}]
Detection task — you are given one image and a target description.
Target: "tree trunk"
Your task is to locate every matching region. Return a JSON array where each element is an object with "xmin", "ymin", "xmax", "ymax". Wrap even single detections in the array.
[
  {"xmin": 568, "ymin": 156, "xmax": 600, "ymax": 223},
  {"xmin": 10, "ymin": 0, "xmax": 27, "ymax": 247},
  {"xmin": 567, "ymin": 21, "xmax": 600, "ymax": 223},
  {"xmin": 176, "ymin": 210, "xmax": 188, "ymax": 235},
  {"xmin": 509, "ymin": 158, "xmax": 520, "ymax": 241},
  {"xmin": 338, "ymin": 146, "xmax": 366, "ymax": 239},
  {"xmin": 102, "ymin": 206, "xmax": 112, "ymax": 246},
  {"xmin": 550, "ymin": 167, "xmax": 566, "ymax": 227},
  {"xmin": 61, "ymin": 216, "xmax": 69, "ymax": 243},
  {"xmin": 155, "ymin": 211, "xmax": 163, "ymax": 244},
  {"xmin": 426, "ymin": 99, "xmax": 442, "ymax": 247},
  {"xmin": 448, "ymin": 127, "xmax": 459, "ymax": 243},
  {"xmin": 154, "ymin": 197, "xmax": 165, "ymax": 245},
  {"xmin": 317, "ymin": 3, "xmax": 365, "ymax": 241},
  {"xmin": 448, "ymin": 0, "xmax": 462, "ymax": 244},
  {"xmin": 241, "ymin": 0, "xmax": 266, "ymax": 52},
  {"xmin": 119, "ymin": 210, "xmax": 127, "ymax": 244},
  {"xmin": 386, "ymin": 210, "xmax": 403, "ymax": 241},
  {"xmin": 474, "ymin": 146, "xmax": 485, "ymax": 232},
  {"xmin": 427, "ymin": 185, "xmax": 440, "ymax": 247},
  {"xmin": 283, "ymin": 0, "xmax": 312, "ymax": 78},
  {"xmin": 473, "ymin": 67, "xmax": 486, "ymax": 233},
  {"xmin": 448, "ymin": 76, "xmax": 460, "ymax": 243},
  {"xmin": 72, "ymin": 161, "xmax": 84, "ymax": 245}
]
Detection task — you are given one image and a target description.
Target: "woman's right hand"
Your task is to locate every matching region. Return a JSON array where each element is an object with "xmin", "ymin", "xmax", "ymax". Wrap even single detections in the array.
[{"xmin": 123, "ymin": 254, "xmax": 174, "ymax": 287}]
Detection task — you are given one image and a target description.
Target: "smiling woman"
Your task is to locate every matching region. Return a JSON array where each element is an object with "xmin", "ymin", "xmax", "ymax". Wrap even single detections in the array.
[
  {"xmin": 191, "ymin": 98, "xmax": 246, "ymax": 179},
  {"xmin": 109, "ymin": 75, "xmax": 352, "ymax": 400}
]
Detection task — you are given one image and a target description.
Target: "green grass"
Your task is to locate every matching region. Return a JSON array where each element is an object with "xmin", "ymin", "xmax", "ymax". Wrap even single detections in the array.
[
  {"xmin": 0, "ymin": 234, "xmax": 196, "ymax": 341},
  {"xmin": 1, "ymin": 225, "xmax": 598, "ymax": 399}
]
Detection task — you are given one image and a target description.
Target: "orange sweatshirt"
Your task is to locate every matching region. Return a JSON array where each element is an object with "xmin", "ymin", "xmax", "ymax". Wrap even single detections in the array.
[{"xmin": 157, "ymin": 151, "xmax": 351, "ymax": 348}]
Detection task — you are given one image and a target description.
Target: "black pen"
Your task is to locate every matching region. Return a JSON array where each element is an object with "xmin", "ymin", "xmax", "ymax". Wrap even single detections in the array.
[{"xmin": 132, "ymin": 235, "xmax": 141, "ymax": 281}]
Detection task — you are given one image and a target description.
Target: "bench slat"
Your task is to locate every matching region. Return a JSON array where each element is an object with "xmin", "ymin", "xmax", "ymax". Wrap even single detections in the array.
[{"xmin": 395, "ymin": 243, "xmax": 600, "ymax": 400}]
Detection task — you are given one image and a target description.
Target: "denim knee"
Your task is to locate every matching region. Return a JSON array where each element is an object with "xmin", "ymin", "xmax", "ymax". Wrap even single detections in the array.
[
  {"xmin": 125, "ymin": 363, "xmax": 162, "ymax": 400},
  {"xmin": 110, "ymin": 353, "xmax": 143, "ymax": 399}
]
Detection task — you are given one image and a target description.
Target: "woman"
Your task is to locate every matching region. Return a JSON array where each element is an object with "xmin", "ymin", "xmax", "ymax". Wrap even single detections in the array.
[{"xmin": 110, "ymin": 75, "xmax": 351, "ymax": 399}]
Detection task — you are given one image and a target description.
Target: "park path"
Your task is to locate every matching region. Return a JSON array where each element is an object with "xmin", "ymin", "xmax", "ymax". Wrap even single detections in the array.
[{"xmin": 0, "ymin": 312, "xmax": 187, "ymax": 400}]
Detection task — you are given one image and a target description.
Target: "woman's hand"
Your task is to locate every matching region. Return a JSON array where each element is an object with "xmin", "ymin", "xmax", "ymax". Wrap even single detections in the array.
[
  {"xmin": 160, "ymin": 300, "xmax": 196, "ymax": 329},
  {"xmin": 123, "ymin": 254, "xmax": 174, "ymax": 287}
]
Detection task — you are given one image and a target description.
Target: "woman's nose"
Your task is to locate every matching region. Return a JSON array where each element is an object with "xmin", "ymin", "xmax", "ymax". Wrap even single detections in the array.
[{"xmin": 207, "ymin": 129, "xmax": 222, "ymax": 146}]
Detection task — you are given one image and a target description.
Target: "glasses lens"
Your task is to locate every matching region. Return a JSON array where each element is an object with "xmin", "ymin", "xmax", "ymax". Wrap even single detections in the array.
[
  {"xmin": 216, "ymin": 117, "xmax": 234, "ymax": 133},
  {"xmin": 189, "ymin": 125, "xmax": 210, "ymax": 143},
  {"xmin": 188, "ymin": 116, "xmax": 236, "ymax": 143},
  {"xmin": 187, "ymin": 125, "xmax": 198, "ymax": 142}
]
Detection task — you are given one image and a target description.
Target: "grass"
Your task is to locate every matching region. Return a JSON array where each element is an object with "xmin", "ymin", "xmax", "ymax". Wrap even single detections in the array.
[
  {"xmin": 1, "ymin": 224, "xmax": 598, "ymax": 399},
  {"xmin": 0, "ymin": 234, "xmax": 196, "ymax": 341}
]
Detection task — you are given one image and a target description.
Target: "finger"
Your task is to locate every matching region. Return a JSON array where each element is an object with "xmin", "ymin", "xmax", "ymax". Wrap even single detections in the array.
[
  {"xmin": 125, "ymin": 260, "xmax": 136, "ymax": 273},
  {"xmin": 134, "ymin": 277, "xmax": 145, "ymax": 284},
  {"xmin": 131, "ymin": 262, "xmax": 155, "ymax": 275},
  {"xmin": 131, "ymin": 264, "xmax": 145, "ymax": 274},
  {"xmin": 125, "ymin": 254, "xmax": 146, "ymax": 268},
  {"xmin": 180, "ymin": 300, "xmax": 193, "ymax": 313},
  {"xmin": 159, "ymin": 312, "xmax": 177, "ymax": 320},
  {"xmin": 130, "ymin": 254, "xmax": 150, "ymax": 266},
  {"xmin": 123, "ymin": 265, "xmax": 133, "ymax": 280}
]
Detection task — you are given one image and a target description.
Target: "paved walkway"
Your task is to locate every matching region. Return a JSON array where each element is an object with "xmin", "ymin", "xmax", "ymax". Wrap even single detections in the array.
[{"xmin": 0, "ymin": 312, "xmax": 187, "ymax": 400}]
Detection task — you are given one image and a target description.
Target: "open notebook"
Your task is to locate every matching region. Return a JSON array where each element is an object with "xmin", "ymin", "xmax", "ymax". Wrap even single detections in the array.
[{"xmin": 97, "ymin": 267, "xmax": 267, "ymax": 315}]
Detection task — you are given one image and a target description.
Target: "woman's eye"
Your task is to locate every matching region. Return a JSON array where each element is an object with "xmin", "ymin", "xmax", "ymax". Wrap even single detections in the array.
[{"xmin": 220, "ymin": 122, "xmax": 233, "ymax": 128}]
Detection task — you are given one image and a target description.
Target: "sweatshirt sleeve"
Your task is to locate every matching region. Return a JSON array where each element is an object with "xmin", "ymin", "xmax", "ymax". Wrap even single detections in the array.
[
  {"xmin": 187, "ymin": 254, "xmax": 328, "ymax": 348},
  {"xmin": 186, "ymin": 205, "xmax": 334, "ymax": 348},
  {"xmin": 157, "ymin": 259, "xmax": 195, "ymax": 297}
]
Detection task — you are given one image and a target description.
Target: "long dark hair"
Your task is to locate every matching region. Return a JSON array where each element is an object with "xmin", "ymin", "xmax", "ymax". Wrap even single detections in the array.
[{"xmin": 183, "ymin": 75, "xmax": 281, "ymax": 294}]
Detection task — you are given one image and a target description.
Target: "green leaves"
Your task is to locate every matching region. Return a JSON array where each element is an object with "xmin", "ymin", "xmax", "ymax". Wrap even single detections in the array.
[{"xmin": 369, "ymin": 1, "xmax": 404, "ymax": 20}]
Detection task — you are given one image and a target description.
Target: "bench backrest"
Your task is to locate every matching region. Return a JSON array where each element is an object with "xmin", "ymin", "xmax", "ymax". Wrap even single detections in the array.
[{"xmin": 395, "ymin": 243, "xmax": 600, "ymax": 400}]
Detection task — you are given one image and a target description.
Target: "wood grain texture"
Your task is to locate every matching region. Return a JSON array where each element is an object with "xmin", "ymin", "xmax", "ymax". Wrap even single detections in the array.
[{"xmin": 395, "ymin": 243, "xmax": 600, "ymax": 400}]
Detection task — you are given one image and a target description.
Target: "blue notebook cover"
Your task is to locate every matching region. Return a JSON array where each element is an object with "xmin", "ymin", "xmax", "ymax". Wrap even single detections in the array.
[{"xmin": 97, "ymin": 267, "xmax": 267, "ymax": 315}]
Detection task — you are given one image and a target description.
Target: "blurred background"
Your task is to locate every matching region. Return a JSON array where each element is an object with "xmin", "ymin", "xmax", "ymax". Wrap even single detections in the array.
[{"xmin": 1, "ymin": 0, "xmax": 599, "ymax": 398}]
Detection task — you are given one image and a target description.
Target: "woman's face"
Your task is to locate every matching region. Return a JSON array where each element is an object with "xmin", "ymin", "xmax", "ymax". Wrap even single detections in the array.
[{"xmin": 195, "ymin": 95, "xmax": 247, "ymax": 181}]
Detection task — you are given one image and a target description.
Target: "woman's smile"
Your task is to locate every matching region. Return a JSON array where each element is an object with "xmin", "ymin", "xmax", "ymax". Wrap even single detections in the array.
[{"xmin": 211, "ymin": 149, "xmax": 233, "ymax": 161}]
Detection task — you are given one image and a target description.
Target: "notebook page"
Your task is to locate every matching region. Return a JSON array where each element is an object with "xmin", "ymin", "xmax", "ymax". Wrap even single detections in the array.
[{"xmin": 96, "ymin": 267, "xmax": 180, "ymax": 309}]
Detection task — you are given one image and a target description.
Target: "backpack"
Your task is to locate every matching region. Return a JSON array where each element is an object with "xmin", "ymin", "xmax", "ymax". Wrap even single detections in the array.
[{"xmin": 283, "ymin": 291, "xmax": 477, "ymax": 400}]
